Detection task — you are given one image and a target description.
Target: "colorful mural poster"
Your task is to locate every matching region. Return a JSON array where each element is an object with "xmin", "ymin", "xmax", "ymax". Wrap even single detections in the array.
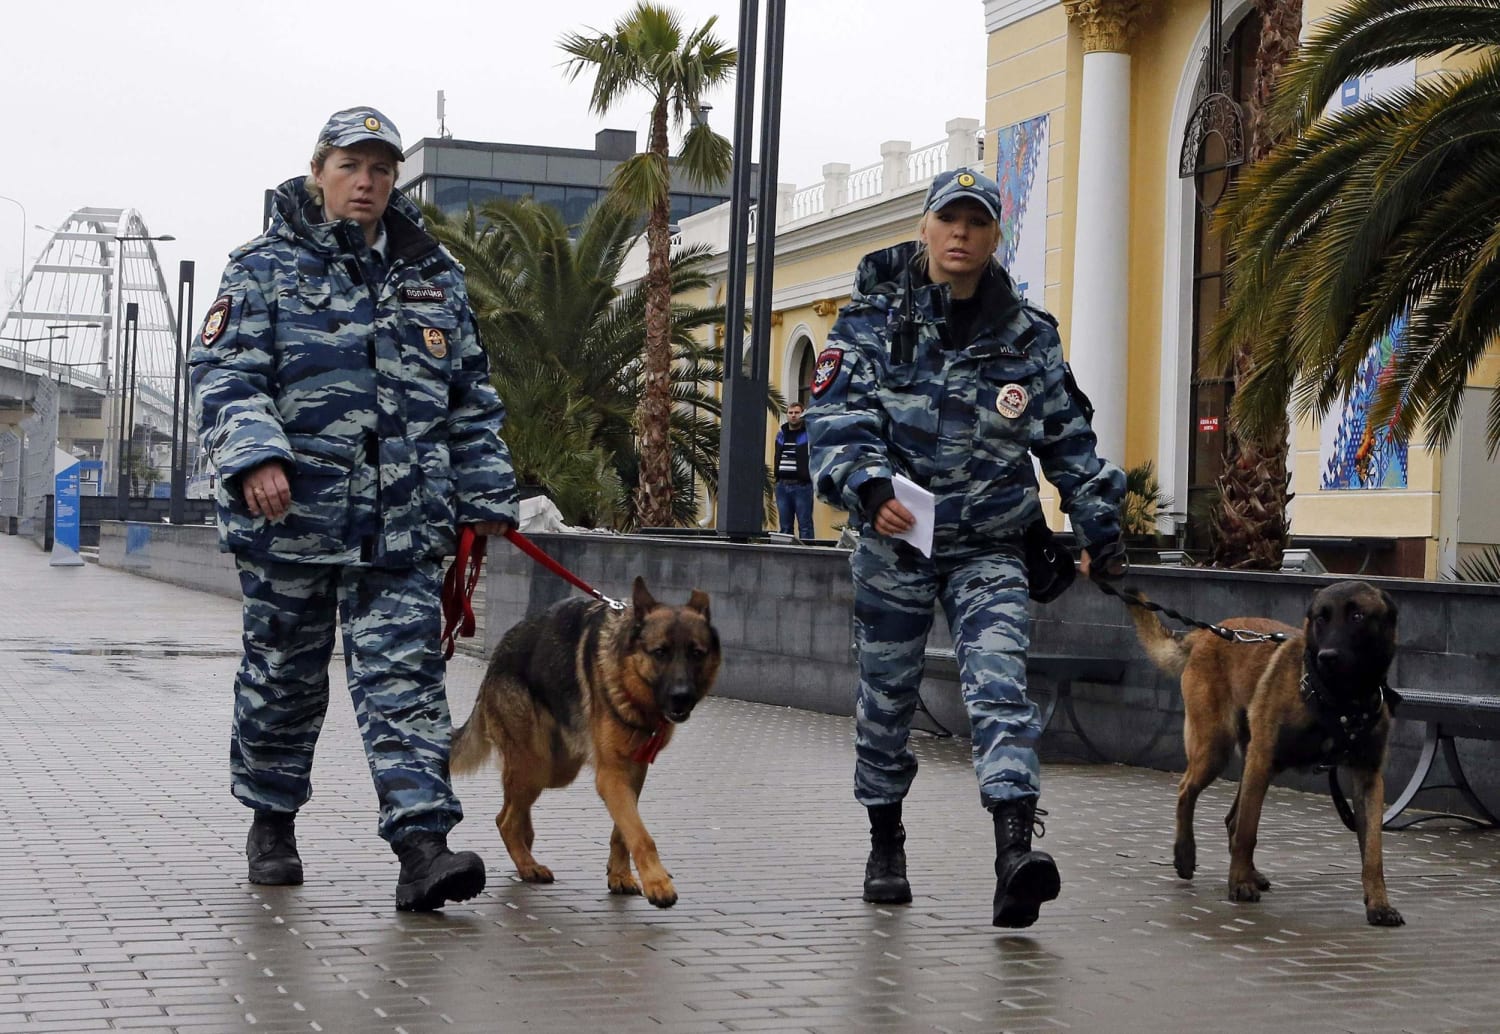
[
  {"xmin": 1319, "ymin": 60, "xmax": 1416, "ymax": 489},
  {"xmin": 1319, "ymin": 316, "xmax": 1411, "ymax": 490},
  {"xmin": 993, "ymin": 114, "xmax": 1049, "ymax": 307}
]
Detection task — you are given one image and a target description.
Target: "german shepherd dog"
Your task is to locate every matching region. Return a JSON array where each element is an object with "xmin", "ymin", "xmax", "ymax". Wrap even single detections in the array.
[
  {"xmin": 450, "ymin": 578, "xmax": 720, "ymax": 908},
  {"xmin": 1129, "ymin": 580, "xmax": 1403, "ymax": 926}
]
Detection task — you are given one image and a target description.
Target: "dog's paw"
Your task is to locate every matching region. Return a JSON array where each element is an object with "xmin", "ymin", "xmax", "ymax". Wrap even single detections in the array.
[
  {"xmin": 517, "ymin": 863, "xmax": 554, "ymax": 884},
  {"xmin": 1252, "ymin": 869, "xmax": 1271, "ymax": 891},
  {"xmin": 1227, "ymin": 878, "xmax": 1262, "ymax": 903},
  {"xmin": 1173, "ymin": 841, "xmax": 1196, "ymax": 880},
  {"xmin": 642, "ymin": 874, "xmax": 678, "ymax": 908},
  {"xmin": 1366, "ymin": 905, "xmax": 1404, "ymax": 927},
  {"xmin": 607, "ymin": 872, "xmax": 641, "ymax": 896}
]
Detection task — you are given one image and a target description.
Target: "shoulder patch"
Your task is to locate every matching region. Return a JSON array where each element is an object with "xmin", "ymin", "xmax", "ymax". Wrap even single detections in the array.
[
  {"xmin": 201, "ymin": 296, "xmax": 232, "ymax": 346},
  {"xmin": 810, "ymin": 347, "xmax": 843, "ymax": 398}
]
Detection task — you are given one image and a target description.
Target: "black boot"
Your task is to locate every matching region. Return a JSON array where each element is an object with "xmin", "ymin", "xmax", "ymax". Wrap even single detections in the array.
[
  {"xmin": 246, "ymin": 810, "xmax": 303, "ymax": 886},
  {"xmin": 862, "ymin": 802, "xmax": 912, "ymax": 904},
  {"xmin": 394, "ymin": 831, "xmax": 486, "ymax": 912},
  {"xmin": 991, "ymin": 799, "xmax": 1059, "ymax": 928}
]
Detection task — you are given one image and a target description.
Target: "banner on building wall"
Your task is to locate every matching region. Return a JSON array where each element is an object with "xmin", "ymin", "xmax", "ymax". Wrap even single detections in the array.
[
  {"xmin": 1319, "ymin": 60, "xmax": 1417, "ymax": 490},
  {"xmin": 993, "ymin": 114, "xmax": 1049, "ymax": 307}
]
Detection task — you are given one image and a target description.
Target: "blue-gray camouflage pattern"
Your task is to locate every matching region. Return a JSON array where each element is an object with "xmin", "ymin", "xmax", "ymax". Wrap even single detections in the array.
[
  {"xmin": 318, "ymin": 106, "xmax": 403, "ymax": 159},
  {"xmin": 189, "ymin": 177, "xmax": 517, "ymax": 566},
  {"xmin": 806, "ymin": 242, "xmax": 1123, "ymax": 552},
  {"xmin": 851, "ymin": 535, "xmax": 1038, "ymax": 808},
  {"xmin": 808, "ymin": 243, "xmax": 1124, "ymax": 809},
  {"xmin": 231, "ymin": 556, "xmax": 462, "ymax": 841}
]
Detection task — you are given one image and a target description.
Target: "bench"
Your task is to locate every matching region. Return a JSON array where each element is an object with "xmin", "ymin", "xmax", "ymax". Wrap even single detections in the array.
[
  {"xmin": 917, "ymin": 649, "xmax": 1128, "ymax": 759},
  {"xmin": 1329, "ymin": 688, "xmax": 1500, "ymax": 831}
]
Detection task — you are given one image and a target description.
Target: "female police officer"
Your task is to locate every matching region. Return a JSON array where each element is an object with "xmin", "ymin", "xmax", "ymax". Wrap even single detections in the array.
[
  {"xmin": 806, "ymin": 169, "xmax": 1126, "ymax": 928},
  {"xmin": 190, "ymin": 106, "xmax": 517, "ymax": 911}
]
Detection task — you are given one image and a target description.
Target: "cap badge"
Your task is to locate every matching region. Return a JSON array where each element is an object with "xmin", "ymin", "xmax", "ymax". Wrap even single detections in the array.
[
  {"xmin": 956, "ymin": 172, "xmax": 976, "ymax": 188},
  {"xmin": 422, "ymin": 327, "xmax": 448, "ymax": 359},
  {"xmin": 996, "ymin": 383, "xmax": 1029, "ymax": 419},
  {"xmin": 364, "ymin": 116, "xmax": 382, "ymax": 132}
]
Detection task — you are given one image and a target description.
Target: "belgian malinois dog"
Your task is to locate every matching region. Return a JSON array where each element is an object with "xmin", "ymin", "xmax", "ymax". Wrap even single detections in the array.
[
  {"xmin": 1129, "ymin": 580, "xmax": 1403, "ymax": 926},
  {"xmin": 450, "ymin": 577, "xmax": 720, "ymax": 908}
]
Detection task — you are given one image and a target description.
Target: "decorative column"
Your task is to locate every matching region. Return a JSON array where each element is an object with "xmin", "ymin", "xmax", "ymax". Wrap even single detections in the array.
[{"xmin": 1062, "ymin": 0, "xmax": 1149, "ymax": 457}]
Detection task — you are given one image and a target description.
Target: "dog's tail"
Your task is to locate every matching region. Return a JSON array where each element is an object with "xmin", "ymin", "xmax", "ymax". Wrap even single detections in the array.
[
  {"xmin": 448, "ymin": 694, "xmax": 495, "ymax": 777},
  {"xmin": 1126, "ymin": 594, "xmax": 1192, "ymax": 678}
]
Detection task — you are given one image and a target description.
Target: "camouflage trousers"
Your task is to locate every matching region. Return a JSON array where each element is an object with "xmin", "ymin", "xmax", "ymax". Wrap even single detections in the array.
[
  {"xmin": 850, "ymin": 535, "xmax": 1040, "ymax": 810},
  {"xmin": 230, "ymin": 556, "xmax": 463, "ymax": 843}
]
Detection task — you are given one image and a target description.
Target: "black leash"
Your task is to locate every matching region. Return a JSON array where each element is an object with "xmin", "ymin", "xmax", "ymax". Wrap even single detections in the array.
[{"xmin": 1091, "ymin": 577, "xmax": 1290, "ymax": 645}]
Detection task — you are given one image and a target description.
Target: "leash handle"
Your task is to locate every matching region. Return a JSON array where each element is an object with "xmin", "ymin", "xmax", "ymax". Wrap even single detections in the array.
[
  {"xmin": 1093, "ymin": 577, "xmax": 1289, "ymax": 644},
  {"xmin": 503, "ymin": 528, "xmax": 626, "ymax": 611},
  {"xmin": 440, "ymin": 526, "xmax": 487, "ymax": 660}
]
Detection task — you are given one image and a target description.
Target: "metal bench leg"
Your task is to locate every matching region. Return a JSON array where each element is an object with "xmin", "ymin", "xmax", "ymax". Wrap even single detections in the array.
[
  {"xmin": 912, "ymin": 686, "xmax": 955, "ymax": 739},
  {"xmin": 1384, "ymin": 724, "xmax": 1500, "ymax": 831},
  {"xmin": 1056, "ymin": 680, "xmax": 1111, "ymax": 764}
]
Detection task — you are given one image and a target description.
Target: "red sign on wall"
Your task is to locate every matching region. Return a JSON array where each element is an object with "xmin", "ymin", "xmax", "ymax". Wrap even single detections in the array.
[{"xmin": 1198, "ymin": 416, "xmax": 1221, "ymax": 432}]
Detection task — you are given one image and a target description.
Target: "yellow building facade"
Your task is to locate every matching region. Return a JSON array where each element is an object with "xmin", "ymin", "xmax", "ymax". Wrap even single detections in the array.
[{"xmin": 647, "ymin": 0, "xmax": 1498, "ymax": 577}]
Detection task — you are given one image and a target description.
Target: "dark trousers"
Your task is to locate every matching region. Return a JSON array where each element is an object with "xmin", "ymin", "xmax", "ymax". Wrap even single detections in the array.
[{"xmin": 775, "ymin": 481, "xmax": 815, "ymax": 539}]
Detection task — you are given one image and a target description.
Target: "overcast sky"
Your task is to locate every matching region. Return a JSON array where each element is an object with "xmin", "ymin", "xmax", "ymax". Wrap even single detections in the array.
[{"xmin": 1, "ymin": 0, "xmax": 986, "ymax": 307}]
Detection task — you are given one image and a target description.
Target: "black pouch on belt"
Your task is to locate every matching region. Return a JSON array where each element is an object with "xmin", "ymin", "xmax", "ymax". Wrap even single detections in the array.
[{"xmin": 1023, "ymin": 519, "xmax": 1076, "ymax": 603}]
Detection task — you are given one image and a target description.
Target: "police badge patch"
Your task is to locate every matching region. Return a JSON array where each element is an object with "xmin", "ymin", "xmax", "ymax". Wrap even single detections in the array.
[
  {"xmin": 996, "ymin": 383, "xmax": 1029, "ymax": 419},
  {"xmin": 810, "ymin": 347, "xmax": 842, "ymax": 398},
  {"xmin": 422, "ymin": 327, "xmax": 449, "ymax": 358},
  {"xmin": 201, "ymin": 297, "xmax": 231, "ymax": 346},
  {"xmin": 400, "ymin": 284, "xmax": 446, "ymax": 303}
]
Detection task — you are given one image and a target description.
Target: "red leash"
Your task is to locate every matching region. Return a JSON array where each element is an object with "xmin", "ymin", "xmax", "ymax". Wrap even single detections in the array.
[
  {"xmin": 439, "ymin": 526, "xmax": 486, "ymax": 660},
  {"xmin": 502, "ymin": 528, "xmax": 625, "ymax": 610}
]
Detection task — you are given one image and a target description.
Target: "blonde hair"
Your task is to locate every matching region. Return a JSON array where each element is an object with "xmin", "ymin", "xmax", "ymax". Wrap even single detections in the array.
[{"xmin": 914, "ymin": 210, "xmax": 1003, "ymax": 278}]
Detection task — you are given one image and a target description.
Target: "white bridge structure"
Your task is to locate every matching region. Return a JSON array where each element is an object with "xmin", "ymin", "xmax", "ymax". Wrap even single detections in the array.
[{"xmin": 0, "ymin": 207, "xmax": 195, "ymax": 501}]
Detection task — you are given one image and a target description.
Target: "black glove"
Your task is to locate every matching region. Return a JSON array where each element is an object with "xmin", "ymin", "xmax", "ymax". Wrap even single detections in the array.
[{"xmin": 1087, "ymin": 537, "xmax": 1128, "ymax": 581}]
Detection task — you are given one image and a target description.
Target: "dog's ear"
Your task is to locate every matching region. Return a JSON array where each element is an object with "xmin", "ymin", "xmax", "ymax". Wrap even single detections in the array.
[
  {"xmin": 686, "ymin": 589, "xmax": 711, "ymax": 623},
  {"xmin": 632, "ymin": 576, "xmax": 658, "ymax": 616},
  {"xmin": 1380, "ymin": 588, "xmax": 1399, "ymax": 624}
]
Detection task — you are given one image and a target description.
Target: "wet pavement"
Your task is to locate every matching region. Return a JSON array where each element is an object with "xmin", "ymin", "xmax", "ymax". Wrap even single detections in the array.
[{"xmin": 3, "ymin": 533, "xmax": 1500, "ymax": 1033}]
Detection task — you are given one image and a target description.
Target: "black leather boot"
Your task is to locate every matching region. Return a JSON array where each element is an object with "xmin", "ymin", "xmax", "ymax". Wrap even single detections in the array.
[
  {"xmin": 394, "ymin": 831, "xmax": 486, "ymax": 912},
  {"xmin": 246, "ymin": 810, "xmax": 303, "ymax": 886},
  {"xmin": 991, "ymin": 798, "xmax": 1059, "ymax": 928},
  {"xmin": 862, "ymin": 802, "xmax": 912, "ymax": 904}
]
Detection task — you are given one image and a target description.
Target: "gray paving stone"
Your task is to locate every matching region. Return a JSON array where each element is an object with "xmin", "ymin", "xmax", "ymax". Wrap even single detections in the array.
[{"xmin": 5, "ymin": 533, "xmax": 1500, "ymax": 1032}]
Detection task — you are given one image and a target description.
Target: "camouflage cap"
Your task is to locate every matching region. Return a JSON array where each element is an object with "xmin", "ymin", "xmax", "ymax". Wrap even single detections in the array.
[
  {"xmin": 924, "ymin": 169, "xmax": 1001, "ymax": 221},
  {"xmin": 317, "ymin": 106, "xmax": 404, "ymax": 160}
]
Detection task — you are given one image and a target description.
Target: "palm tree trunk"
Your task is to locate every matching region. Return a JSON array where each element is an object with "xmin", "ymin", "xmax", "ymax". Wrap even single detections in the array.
[
  {"xmin": 1210, "ymin": 0, "xmax": 1302, "ymax": 569},
  {"xmin": 634, "ymin": 98, "xmax": 677, "ymax": 528}
]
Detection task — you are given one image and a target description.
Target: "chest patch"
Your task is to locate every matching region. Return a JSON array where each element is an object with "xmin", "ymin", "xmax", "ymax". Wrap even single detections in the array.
[
  {"xmin": 400, "ymin": 283, "xmax": 446, "ymax": 303},
  {"xmin": 996, "ymin": 383, "xmax": 1030, "ymax": 419},
  {"xmin": 811, "ymin": 348, "xmax": 843, "ymax": 398},
  {"xmin": 423, "ymin": 327, "xmax": 449, "ymax": 359},
  {"xmin": 201, "ymin": 296, "xmax": 231, "ymax": 346}
]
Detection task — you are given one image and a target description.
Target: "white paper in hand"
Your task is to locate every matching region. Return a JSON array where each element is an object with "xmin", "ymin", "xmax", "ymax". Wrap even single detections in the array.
[{"xmin": 890, "ymin": 474, "xmax": 935, "ymax": 558}]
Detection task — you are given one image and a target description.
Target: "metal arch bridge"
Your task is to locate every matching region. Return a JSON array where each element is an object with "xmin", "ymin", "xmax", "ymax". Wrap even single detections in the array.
[{"xmin": 0, "ymin": 207, "xmax": 187, "ymax": 483}]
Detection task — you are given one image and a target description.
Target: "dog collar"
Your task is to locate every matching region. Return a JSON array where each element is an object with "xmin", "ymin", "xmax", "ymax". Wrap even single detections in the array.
[
  {"xmin": 1300, "ymin": 669, "xmax": 1384, "ymax": 751},
  {"xmin": 632, "ymin": 721, "xmax": 671, "ymax": 765}
]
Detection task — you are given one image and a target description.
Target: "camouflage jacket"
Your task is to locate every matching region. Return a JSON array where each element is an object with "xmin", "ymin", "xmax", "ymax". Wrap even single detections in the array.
[
  {"xmin": 806, "ymin": 242, "xmax": 1123, "ymax": 552},
  {"xmin": 189, "ymin": 177, "xmax": 517, "ymax": 566}
]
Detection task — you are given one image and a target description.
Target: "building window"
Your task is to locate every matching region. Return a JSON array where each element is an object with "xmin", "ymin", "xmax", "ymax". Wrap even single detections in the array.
[
  {"xmin": 434, "ymin": 177, "xmax": 469, "ymax": 213},
  {"xmin": 791, "ymin": 335, "xmax": 816, "ymax": 408}
]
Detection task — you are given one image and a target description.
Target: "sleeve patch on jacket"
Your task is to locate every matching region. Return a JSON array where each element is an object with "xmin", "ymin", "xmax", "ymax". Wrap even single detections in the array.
[
  {"xmin": 201, "ymin": 296, "xmax": 232, "ymax": 346},
  {"xmin": 811, "ymin": 348, "xmax": 843, "ymax": 398}
]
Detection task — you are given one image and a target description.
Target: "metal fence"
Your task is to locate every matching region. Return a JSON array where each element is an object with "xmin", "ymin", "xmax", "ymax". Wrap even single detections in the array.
[
  {"xmin": 0, "ymin": 430, "xmax": 19, "ymax": 519},
  {"xmin": 16, "ymin": 380, "xmax": 59, "ymax": 541}
]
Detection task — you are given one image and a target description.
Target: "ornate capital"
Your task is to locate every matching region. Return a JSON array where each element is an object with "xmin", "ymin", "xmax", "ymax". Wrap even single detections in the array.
[
  {"xmin": 1062, "ymin": 0, "xmax": 1150, "ymax": 53},
  {"xmin": 769, "ymin": 310, "xmax": 783, "ymax": 327},
  {"xmin": 811, "ymin": 298, "xmax": 838, "ymax": 318}
]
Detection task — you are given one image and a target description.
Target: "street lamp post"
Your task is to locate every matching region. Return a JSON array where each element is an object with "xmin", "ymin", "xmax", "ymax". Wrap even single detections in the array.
[
  {"xmin": 110, "ymin": 232, "xmax": 174, "ymax": 519},
  {"xmin": 0, "ymin": 194, "xmax": 24, "ymax": 309}
]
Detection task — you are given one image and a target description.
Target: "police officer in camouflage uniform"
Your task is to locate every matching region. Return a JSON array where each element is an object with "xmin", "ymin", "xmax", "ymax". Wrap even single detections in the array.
[
  {"xmin": 190, "ymin": 106, "xmax": 518, "ymax": 912},
  {"xmin": 806, "ymin": 169, "xmax": 1127, "ymax": 928}
]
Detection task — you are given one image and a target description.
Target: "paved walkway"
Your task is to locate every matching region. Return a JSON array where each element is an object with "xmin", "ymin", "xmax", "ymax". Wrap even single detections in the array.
[{"xmin": 3, "ymin": 533, "xmax": 1500, "ymax": 1033}]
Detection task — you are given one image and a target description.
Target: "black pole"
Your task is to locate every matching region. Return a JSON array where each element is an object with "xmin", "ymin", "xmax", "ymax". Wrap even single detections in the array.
[
  {"xmin": 750, "ymin": 0, "xmax": 786, "ymax": 389},
  {"xmin": 116, "ymin": 303, "xmax": 138, "ymax": 513},
  {"xmin": 170, "ymin": 260, "xmax": 195, "ymax": 524},
  {"xmin": 715, "ymin": 0, "xmax": 763, "ymax": 538},
  {"xmin": 125, "ymin": 303, "xmax": 139, "ymax": 505}
]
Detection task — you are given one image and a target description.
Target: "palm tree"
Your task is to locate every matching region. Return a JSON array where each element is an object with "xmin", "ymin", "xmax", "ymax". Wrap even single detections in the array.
[
  {"xmin": 1207, "ymin": 0, "xmax": 1304, "ymax": 569},
  {"xmin": 1213, "ymin": 0, "xmax": 1500, "ymax": 469},
  {"xmin": 426, "ymin": 196, "xmax": 753, "ymax": 529},
  {"xmin": 560, "ymin": 2, "xmax": 736, "ymax": 529}
]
